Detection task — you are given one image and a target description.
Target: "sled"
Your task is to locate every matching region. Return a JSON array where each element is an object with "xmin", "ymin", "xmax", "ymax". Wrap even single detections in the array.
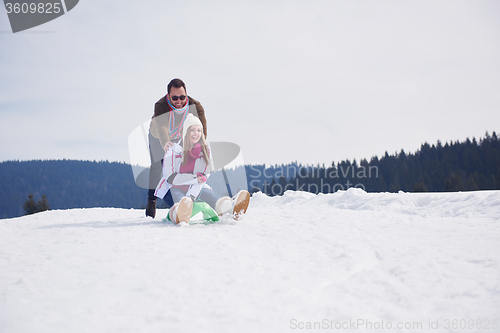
[
  {"xmin": 163, "ymin": 190, "xmax": 250, "ymax": 225},
  {"xmin": 164, "ymin": 201, "xmax": 219, "ymax": 225}
]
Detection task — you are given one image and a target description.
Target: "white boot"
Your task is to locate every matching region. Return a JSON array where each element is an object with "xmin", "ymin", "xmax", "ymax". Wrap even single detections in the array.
[
  {"xmin": 168, "ymin": 203, "xmax": 179, "ymax": 222},
  {"xmin": 215, "ymin": 196, "xmax": 233, "ymax": 216},
  {"xmin": 169, "ymin": 197, "xmax": 193, "ymax": 224}
]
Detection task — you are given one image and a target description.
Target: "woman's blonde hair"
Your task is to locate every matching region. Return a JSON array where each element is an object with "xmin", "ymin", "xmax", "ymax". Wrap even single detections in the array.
[{"xmin": 182, "ymin": 125, "xmax": 210, "ymax": 166}]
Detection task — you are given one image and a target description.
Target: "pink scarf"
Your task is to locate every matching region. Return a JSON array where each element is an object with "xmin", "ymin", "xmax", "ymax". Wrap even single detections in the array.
[
  {"xmin": 174, "ymin": 143, "xmax": 202, "ymax": 191},
  {"xmin": 166, "ymin": 94, "xmax": 189, "ymax": 139}
]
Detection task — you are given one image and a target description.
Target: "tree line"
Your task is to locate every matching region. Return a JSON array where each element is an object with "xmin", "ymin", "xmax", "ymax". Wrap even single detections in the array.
[
  {"xmin": 1, "ymin": 132, "xmax": 498, "ymax": 219},
  {"xmin": 247, "ymin": 132, "xmax": 500, "ymax": 196},
  {"xmin": 0, "ymin": 160, "xmax": 148, "ymax": 219}
]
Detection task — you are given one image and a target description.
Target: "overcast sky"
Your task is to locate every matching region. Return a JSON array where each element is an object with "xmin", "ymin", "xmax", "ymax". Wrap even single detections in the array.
[{"xmin": 1, "ymin": 0, "xmax": 499, "ymax": 167}]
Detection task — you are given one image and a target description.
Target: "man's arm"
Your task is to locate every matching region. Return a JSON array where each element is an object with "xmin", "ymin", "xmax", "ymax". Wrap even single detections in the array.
[{"xmin": 150, "ymin": 99, "xmax": 171, "ymax": 149}]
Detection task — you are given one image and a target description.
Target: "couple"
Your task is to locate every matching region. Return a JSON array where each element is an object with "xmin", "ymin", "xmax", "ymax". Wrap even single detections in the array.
[{"xmin": 146, "ymin": 78, "xmax": 249, "ymax": 224}]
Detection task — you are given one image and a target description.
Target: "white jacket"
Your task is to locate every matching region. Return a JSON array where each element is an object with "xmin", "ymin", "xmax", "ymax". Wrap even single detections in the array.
[{"xmin": 154, "ymin": 142, "xmax": 213, "ymax": 200}]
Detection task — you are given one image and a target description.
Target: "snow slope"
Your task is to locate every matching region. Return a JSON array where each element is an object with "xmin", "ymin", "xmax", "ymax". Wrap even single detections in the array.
[{"xmin": 1, "ymin": 189, "xmax": 499, "ymax": 333}]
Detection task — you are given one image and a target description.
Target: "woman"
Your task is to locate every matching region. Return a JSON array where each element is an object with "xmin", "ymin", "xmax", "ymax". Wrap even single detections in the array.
[{"xmin": 155, "ymin": 114, "xmax": 250, "ymax": 224}]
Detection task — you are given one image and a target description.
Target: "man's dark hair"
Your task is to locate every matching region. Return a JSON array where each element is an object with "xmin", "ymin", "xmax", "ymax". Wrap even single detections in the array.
[{"xmin": 167, "ymin": 78, "xmax": 186, "ymax": 94}]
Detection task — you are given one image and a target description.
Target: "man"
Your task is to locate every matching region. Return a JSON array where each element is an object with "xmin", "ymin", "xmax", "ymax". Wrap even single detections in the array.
[{"xmin": 146, "ymin": 78, "xmax": 207, "ymax": 218}]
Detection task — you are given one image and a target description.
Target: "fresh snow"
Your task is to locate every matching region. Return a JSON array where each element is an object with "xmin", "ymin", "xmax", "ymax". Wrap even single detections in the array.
[{"xmin": 1, "ymin": 189, "xmax": 499, "ymax": 333}]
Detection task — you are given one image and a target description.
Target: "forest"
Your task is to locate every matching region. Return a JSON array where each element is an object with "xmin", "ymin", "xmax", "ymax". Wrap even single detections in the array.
[
  {"xmin": 0, "ymin": 160, "xmax": 148, "ymax": 219},
  {"xmin": 245, "ymin": 132, "xmax": 500, "ymax": 195},
  {"xmin": 1, "ymin": 132, "xmax": 498, "ymax": 219}
]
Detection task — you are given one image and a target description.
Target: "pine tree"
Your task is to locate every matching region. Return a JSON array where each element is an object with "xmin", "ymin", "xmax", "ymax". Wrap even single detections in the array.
[
  {"xmin": 497, "ymin": 168, "xmax": 500, "ymax": 190},
  {"xmin": 37, "ymin": 194, "xmax": 50, "ymax": 212},
  {"xmin": 262, "ymin": 181, "xmax": 270, "ymax": 196},
  {"xmin": 278, "ymin": 176, "xmax": 288, "ymax": 195},
  {"xmin": 23, "ymin": 194, "xmax": 37, "ymax": 215},
  {"xmin": 444, "ymin": 173, "xmax": 464, "ymax": 192},
  {"xmin": 269, "ymin": 178, "xmax": 278, "ymax": 196},
  {"xmin": 412, "ymin": 182, "xmax": 428, "ymax": 192}
]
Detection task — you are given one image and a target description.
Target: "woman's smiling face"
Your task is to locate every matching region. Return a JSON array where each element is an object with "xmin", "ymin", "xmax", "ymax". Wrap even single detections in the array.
[{"xmin": 189, "ymin": 125, "xmax": 202, "ymax": 145}]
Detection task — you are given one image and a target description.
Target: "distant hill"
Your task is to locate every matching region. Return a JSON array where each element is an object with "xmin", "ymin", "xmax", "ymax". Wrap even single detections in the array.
[{"xmin": 0, "ymin": 160, "xmax": 148, "ymax": 219}]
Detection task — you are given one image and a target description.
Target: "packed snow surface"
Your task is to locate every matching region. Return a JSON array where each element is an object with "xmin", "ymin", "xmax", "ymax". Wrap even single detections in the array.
[{"xmin": 1, "ymin": 189, "xmax": 499, "ymax": 333}]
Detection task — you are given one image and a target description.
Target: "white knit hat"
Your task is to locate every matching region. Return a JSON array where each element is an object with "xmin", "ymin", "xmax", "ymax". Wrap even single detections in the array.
[{"xmin": 182, "ymin": 113, "xmax": 203, "ymax": 141}]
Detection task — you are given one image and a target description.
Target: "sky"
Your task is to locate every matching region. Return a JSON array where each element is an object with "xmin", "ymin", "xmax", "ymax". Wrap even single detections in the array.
[{"xmin": 1, "ymin": 0, "xmax": 499, "ymax": 167}]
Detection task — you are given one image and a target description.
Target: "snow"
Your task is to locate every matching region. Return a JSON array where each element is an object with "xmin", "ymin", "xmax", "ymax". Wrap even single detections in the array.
[{"xmin": 1, "ymin": 189, "xmax": 499, "ymax": 333}]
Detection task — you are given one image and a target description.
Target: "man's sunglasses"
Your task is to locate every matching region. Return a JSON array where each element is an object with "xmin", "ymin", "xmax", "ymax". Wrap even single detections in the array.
[{"xmin": 171, "ymin": 95, "xmax": 187, "ymax": 101}]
